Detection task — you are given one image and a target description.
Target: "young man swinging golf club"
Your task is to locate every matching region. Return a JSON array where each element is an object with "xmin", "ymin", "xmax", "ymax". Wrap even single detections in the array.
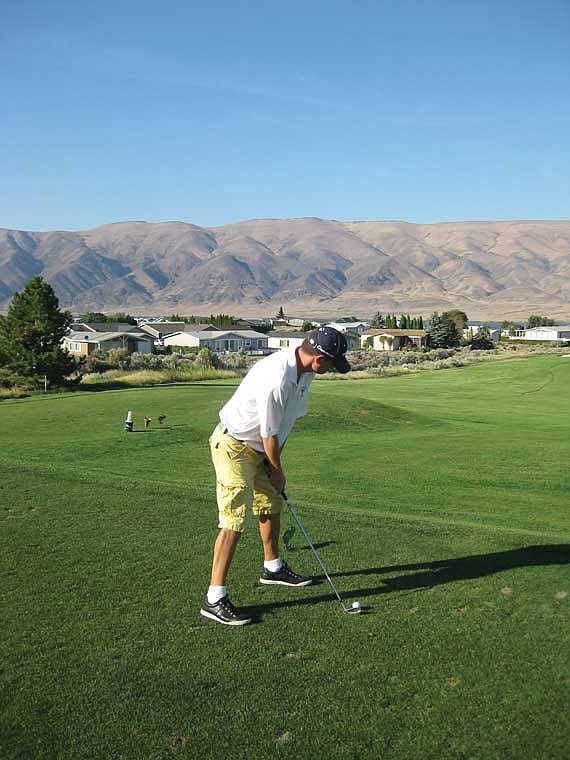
[{"xmin": 201, "ymin": 326, "xmax": 351, "ymax": 625}]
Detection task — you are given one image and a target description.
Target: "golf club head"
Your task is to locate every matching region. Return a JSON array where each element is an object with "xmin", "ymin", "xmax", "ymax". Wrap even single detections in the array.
[{"xmin": 344, "ymin": 601, "xmax": 362, "ymax": 614}]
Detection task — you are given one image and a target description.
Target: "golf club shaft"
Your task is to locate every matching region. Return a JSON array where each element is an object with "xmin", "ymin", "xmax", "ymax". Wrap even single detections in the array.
[{"xmin": 282, "ymin": 492, "xmax": 348, "ymax": 610}]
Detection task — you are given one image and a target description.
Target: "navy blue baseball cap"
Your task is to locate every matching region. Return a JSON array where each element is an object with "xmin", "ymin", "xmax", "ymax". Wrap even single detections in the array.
[{"xmin": 308, "ymin": 327, "xmax": 351, "ymax": 374}]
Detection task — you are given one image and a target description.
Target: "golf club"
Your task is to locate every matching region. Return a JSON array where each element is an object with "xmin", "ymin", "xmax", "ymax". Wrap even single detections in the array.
[{"xmin": 282, "ymin": 492, "xmax": 361, "ymax": 615}]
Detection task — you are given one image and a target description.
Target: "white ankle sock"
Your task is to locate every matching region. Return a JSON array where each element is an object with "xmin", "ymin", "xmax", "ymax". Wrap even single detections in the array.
[
  {"xmin": 207, "ymin": 585, "xmax": 227, "ymax": 604},
  {"xmin": 264, "ymin": 558, "xmax": 283, "ymax": 573}
]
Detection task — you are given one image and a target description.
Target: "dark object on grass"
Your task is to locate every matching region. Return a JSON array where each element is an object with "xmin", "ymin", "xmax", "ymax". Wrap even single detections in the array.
[
  {"xmin": 158, "ymin": 414, "xmax": 166, "ymax": 425},
  {"xmin": 144, "ymin": 416, "xmax": 152, "ymax": 429}
]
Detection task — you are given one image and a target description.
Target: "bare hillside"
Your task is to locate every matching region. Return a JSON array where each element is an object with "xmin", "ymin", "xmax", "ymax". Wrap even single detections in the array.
[{"xmin": 1, "ymin": 218, "xmax": 569, "ymax": 320}]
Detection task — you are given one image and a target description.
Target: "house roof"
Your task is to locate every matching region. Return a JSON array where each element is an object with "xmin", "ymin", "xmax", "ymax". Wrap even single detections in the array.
[
  {"xmin": 138, "ymin": 322, "xmax": 187, "ymax": 336},
  {"xmin": 325, "ymin": 321, "xmax": 370, "ymax": 330},
  {"xmin": 166, "ymin": 329, "xmax": 267, "ymax": 340},
  {"xmin": 528, "ymin": 325, "xmax": 570, "ymax": 331},
  {"xmin": 71, "ymin": 322, "xmax": 144, "ymax": 333},
  {"xmin": 65, "ymin": 330, "xmax": 153, "ymax": 343},
  {"xmin": 201, "ymin": 330, "xmax": 268, "ymax": 340},
  {"xmin": 363, "ymin": 328, "xmax": 427, "ymax": 337},
  {"xmin": 267, "ymin": 331, "xmax": 311, "ymax": 339}
]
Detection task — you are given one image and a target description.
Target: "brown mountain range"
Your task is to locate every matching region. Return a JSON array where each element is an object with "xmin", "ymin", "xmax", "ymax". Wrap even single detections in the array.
[{"xmin": 1, "ymin": 218, "xmax": 569, "ymax": 320}]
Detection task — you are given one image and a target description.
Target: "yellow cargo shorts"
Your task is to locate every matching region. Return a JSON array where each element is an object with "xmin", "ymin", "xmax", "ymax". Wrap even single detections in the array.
[{"xmin": 209, "ymin": 424, "xmax": 284, "ymax": 532}]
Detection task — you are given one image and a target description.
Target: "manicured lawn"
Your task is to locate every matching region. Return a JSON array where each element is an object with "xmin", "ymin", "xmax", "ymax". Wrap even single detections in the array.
[{"xmin": 1, "ymin": 358, "xmax": 569, "ymax": 759}]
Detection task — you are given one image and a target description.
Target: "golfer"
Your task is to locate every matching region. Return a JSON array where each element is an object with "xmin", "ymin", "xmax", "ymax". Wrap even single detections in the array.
[{"xmin": 201, "ymin": 326, "xmax": 351, "ymax": 625}]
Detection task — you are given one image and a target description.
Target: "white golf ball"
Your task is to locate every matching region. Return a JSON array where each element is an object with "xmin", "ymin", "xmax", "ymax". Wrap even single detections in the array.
[{"xmin": 352, "ymin": 601, "xmax": 360, "ymax": 609}]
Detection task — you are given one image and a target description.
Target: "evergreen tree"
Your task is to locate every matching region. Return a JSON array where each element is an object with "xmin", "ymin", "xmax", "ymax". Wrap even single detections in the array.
[
  {"xmin": 371, "ymin": 312, "xmax": 385, "ymax": 327},
  {"xmin": 206, "ymin": 313, "xmax": 236, "ymax": 327},
  {"xmin": 276, "ymin": 306, "xmax": 285, "ymax": 319},
  {"xmin": 427, "ymin": 312, "xmax": 459, "ymax": 348},
  {"xmin": 471, "ymin": 327, "xmax": 495, "ymax": 350},
  {"xmin": 0, "ymin": 276, "xmax": 76, "ymax": 386},
  {"xmin": 400, "ymin": 314, "xmax": 408, "ymax": 329},
  {"xmin": 418, "ymin": 315, "xmax": 424, "ymax": 329},
  {"xmin": 427, "ymin": 313, "xmax": 444, "ymax": 347}
]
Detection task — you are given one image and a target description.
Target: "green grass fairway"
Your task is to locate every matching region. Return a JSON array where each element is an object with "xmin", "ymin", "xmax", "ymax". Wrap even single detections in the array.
[{"xmin": 1, "ymin": 357, "xmax": 569, "ymax": 759}]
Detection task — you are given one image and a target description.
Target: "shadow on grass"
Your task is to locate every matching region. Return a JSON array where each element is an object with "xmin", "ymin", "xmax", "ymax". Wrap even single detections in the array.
[
  {"xmin": 247, "ymin": 544, "xmax": 570, "ymax": 618},
  {"xmin": 334, "ymin": 544, "xmax": 570, "ymax": 588},
  {"xmin": 131, "ymin": 429, "xmax": 169, "ymax": 433}
]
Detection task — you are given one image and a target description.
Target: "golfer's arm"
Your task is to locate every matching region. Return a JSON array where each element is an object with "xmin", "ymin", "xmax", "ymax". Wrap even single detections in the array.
[{"xmin": 262, "ymin": 434, "xmax": 282, "ymax": 472}]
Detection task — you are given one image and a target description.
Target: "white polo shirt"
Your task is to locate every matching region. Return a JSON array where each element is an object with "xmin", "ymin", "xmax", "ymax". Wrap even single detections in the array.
[{"xmin": 219, "ymin": 347, "xmax": 313, "ymax": 452}]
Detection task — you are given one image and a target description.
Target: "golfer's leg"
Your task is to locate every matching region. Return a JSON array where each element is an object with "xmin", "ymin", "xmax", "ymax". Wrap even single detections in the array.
[
  {"xmin": 210, "ymin": 528, "xmax": 241, "ymax": 586},
  {"xmin": 258, "ymin": 514, "xmax": 281, "ymax": 561}
]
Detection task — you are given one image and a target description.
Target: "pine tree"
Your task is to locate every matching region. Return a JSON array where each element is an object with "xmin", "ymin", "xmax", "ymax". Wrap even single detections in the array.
[
  {"xmin": 400, "ymin": 314, "xmax": 408, "ymax": 329},
  {"xmin": 427, "ymin": 312, "xmax": 448, "ymax": 347},
  {"xmin": 0, "ymin": 276, "xmax": 76, "ymax": 386},
  {"xmin": 276, "ymin": 306, "xmax": 285, "ymax": 320},
  {"xmin": 428, "ymin": 312, "xmax": 461, "ymax": 347},
  {"xmin": 371, "ymin": 312, "xmax": 385, "ymax": 327}
]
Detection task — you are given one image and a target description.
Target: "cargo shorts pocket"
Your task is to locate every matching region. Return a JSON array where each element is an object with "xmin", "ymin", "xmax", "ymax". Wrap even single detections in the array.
[{"xmin": 216, "ymin": 482, "xmax": 251, "ymax": 531}]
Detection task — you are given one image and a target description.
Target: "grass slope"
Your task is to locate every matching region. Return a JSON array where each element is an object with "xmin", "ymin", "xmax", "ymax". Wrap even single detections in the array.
[{"xmin": 1, "ymin": 358, "xmax": 569, "ymax": 759}]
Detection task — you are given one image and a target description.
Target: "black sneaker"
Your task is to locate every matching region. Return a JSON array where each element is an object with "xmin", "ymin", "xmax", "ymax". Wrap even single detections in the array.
[
  {"xmin": 200, "ymin": 595, "xmax": 252, "ymax": 626},
  {"xmin": 259, "ymin": 561, "xmax": 312, "ymax": 587}
]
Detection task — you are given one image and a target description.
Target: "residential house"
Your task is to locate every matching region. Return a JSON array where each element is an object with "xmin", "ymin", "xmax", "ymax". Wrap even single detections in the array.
[
  {"xmin": 71, "ymin": 322, "xmax": 146, "ymax": 335},
  {"xmin": 361, "ymin": 328, "xmax": 428, "ymax": 351},
  {"xmin": 138, "ymin": 321, "xmax": 187, "ymax": 339},
  {"xmin": 287, "ymin": 318, "xmax": 321, "ymax": 328},
  {"xmin": 325, "ymin": 321, "xmax": 370, "ymax": 334},
  {"xmin": 463, "ymin": 324, "xmax": 501, "ymax": 342},
  {"xmin": 266, "ymin": 331, "xmax": 310, "ymax": 351},
  {"xmin": 343, "ymin": 330, "xmax": 361, "ymax": 351},
  {"xmin": 163, "ymin": 330, "xmax": 269, "ymax": 354},
  {"xmin": 138, "ymin": 322, "xmax": 222, "ymax": 340},
  {"xmin": 63, "ymin": 330, "xmax": 153, "ymax": 357},
  {"xmin": 513, "ymin": 325, "xmax": 570, "ymax": 341}
]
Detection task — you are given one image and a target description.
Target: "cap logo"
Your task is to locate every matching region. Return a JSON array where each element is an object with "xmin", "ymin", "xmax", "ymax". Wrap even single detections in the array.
[{"xmin": 309, "ymin": 336, "xmax": 336, "ymax": 358}]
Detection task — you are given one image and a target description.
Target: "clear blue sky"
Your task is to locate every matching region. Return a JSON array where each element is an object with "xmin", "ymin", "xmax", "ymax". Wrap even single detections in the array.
[{"xmin": 1, "ymin": 0, "xmax": 569, "ymax": 231}]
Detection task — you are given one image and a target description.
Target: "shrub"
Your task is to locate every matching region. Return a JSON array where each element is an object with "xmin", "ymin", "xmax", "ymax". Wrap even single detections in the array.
[
  {"xmin": 195, "ymin": 348, "xmax": 220, "ymax": 368},
  {"xmin": 168, "ymin": 345, "xmax": 200, "ymax": 355},
  {"xmin": 106, "ymin": 348, "xmax": 130, "ymax": 370},
  {"xmin": 83, "ymin": 350, "xmax": 112, "ymax": 374},
  {"xmin": 218, "ymin": 351, "xmax": 249, "ymax": 371},
  {"xmin": 0, "ymin": 386, "xmax": 31, "ymax": 400},
  {"xmin": 128, "ymin": 352, "xmax": 166, "ymax": 371}
]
